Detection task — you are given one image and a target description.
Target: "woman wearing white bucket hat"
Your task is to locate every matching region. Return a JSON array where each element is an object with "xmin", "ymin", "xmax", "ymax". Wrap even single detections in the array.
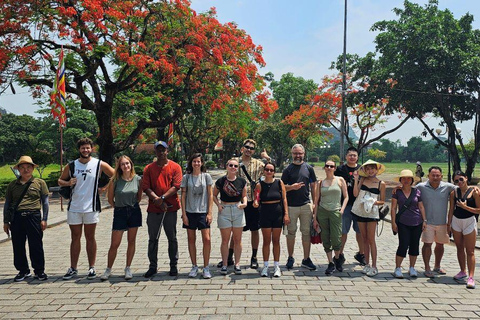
[
  {"xmin": 351, "ymin": 159, "xmax": 386, "ymax": 277},
  {"xmin": 391, "ymin": 169, "xmax": 426, "ymax": 279}
]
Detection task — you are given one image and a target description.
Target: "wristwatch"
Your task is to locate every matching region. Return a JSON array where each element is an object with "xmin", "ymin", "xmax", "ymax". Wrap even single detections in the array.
[{"xmin": 161, "ymin": 195, "xmax": 166, "ymax": 201}]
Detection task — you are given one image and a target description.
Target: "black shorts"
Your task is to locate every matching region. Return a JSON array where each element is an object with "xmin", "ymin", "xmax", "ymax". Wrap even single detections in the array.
[
  {"xmin": 351, "ymin": 212, "xmax": 379, "ymax": 223},
  {"xmin": 259, "ymin": 203, "xmax": 284, "ymax": 229},
  {"xmin": 182, "ymin": 212, "xmax": 210, "ymax": 230},
  {"xmin": 243, "ymin": 201, "xmax": 260, "ymax": 232},
  {"xmin": 112, "ymin": 203, "xmax": 142, "ymax": 231}
]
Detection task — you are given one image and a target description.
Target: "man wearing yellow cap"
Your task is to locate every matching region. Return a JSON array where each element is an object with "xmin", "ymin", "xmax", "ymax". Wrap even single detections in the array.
[{"xmin": 3, "ymin": 156, "xmax": 49, "ymax": 281}]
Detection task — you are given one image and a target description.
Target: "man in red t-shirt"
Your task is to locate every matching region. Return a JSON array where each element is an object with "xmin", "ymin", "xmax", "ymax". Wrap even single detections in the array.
[{"xmin": 142, "ymin": 141, "xmax": 183, "ymax": 278}]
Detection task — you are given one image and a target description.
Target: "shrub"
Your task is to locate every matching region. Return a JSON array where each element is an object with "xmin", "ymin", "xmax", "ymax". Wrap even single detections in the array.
[{"xmin": 205, "ymin": 160, "xmax": 216, "ymax": 170}]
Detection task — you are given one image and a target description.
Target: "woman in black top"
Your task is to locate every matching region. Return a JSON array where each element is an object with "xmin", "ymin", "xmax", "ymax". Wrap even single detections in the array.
[
  {"xmin": 253, "ymin": 162, "xmax": 289, "ymax": 277},
  {"xmin": 447, "ymin": 170, "xmax": 480, "ymax": 289}
]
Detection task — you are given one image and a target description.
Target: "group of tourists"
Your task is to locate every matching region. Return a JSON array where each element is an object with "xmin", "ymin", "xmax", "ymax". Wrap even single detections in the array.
[{"xmin": 2, "ymin": 138, "xmax": 478, "ymax": 289}]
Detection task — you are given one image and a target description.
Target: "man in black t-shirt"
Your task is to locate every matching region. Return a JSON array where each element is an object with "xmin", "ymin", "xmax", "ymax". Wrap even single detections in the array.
[
  {"xmin": 334, "ymin": 147, "xmax": 366, "ymax": 266},
  {"xmin": 281, "ymin": 144, "xmax": 317, "ymax": 270}
]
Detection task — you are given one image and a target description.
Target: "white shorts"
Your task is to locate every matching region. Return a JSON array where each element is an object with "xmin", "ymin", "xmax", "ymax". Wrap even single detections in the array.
[
  {"xmin": 451, "ymin": 216, "xmax": 477, "ymax": 235},
  {"xmin": 67, "ymin": 211, "xmax": 100, "ymax": 225}
]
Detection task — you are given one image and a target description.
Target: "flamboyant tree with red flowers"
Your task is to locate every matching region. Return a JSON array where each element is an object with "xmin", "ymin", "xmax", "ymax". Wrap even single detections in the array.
[{"xmin": 0, "ymin": 0, "xmax": 276, "ymax": 163}]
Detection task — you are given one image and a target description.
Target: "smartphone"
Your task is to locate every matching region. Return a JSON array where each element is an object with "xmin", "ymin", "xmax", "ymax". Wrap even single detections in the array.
[{"xmin": 283, "ymin": 225, "xmax": 288, "ymax": 235}]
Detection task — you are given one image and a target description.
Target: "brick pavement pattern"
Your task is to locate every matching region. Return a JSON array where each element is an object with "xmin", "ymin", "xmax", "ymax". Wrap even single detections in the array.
[{"xmin": 0, "ymin": 170, "xmax": 479, "ymax": 319}]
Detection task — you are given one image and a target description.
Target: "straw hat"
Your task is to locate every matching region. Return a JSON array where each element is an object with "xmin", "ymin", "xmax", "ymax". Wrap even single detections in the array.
[
  {"xmin": 393, "ymin": 169, "xmax": 420, "ymax": 183},
  {"xmin": 358, "ymin": 159, "xmax": 385, "ymax": 177},
  {"xmin": 14, "ymin": 156, "xmax": 38, "ymax": 169}
]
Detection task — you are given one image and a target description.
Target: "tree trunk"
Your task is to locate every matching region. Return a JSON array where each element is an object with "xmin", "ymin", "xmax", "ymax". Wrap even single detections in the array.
[{"xmin": 95, "ymin": 104, "xmax": 115, "ymax": 165}]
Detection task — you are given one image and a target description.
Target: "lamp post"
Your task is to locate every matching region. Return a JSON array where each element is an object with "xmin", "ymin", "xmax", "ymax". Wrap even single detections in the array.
[{"xmin": 340, "ymin": 0, "xmax": 347, "ymax": 165}]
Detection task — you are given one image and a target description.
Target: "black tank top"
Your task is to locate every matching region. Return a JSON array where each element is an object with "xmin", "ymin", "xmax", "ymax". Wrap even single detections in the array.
[
  {"xmin": 260, "ymin": 179, "xmax": 282, "ymax": 202},
  {"xmin": 454, "ymin": 188, "xmax": 478, "ymax": 220}
]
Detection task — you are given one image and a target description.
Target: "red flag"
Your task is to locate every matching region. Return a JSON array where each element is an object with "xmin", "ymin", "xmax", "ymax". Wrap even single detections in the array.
[
  {"xmin": 168, "ymin": 123, "xmax": 174, "ymax": 146},
  {"xmin": 50, "ymin": 48, "xmax": 67, "ymax": 126}
]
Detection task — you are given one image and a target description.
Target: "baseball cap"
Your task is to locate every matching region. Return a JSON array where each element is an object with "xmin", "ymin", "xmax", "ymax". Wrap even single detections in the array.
[{"xmin": 154, "ymin": 141, "xmax": 169, "ymax": 149}]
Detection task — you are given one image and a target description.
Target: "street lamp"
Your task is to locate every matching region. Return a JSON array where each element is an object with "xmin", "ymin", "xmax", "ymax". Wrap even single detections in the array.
[{"xmin": 435, "ymin": 127, "xmax": 462, "ymax": 182}]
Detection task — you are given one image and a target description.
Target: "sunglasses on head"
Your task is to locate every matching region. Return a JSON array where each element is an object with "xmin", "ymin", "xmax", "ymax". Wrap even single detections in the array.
[
  {"xmin": 454, "ymin": 177, "xmax": 465, "ymax": 183},
  {"xmin": 228, "ymin": 164, "xmax": 239, "ymax": 168},
  {"xmin": 324, "ymin": 165, "xmax": 335, "ymax": 169},
  {"xmin": 264, "ymin": 168, "xmax": 274, "ymax": 173},
  {"xmin": 243, "ymin": 145, "xmax": 255, "ymax": 150}
]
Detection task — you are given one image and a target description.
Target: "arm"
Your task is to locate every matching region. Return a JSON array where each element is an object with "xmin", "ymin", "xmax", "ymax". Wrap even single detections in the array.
[
  {"xmin": 390, "ymin": 198, "xmax": 398, "ymax": 232},
  {"xmin": 107, "ymin": 180, "xmax": 115, "ymax": 207},
  {"xmin": 3, "ymin": 199, "xmax": 10, "ymax": 236},
  {"xmin": 40, "ymin": 194, "xmax": 49, "ymax": 231},
  {"xmin": 280, "ymin": 180, "xmax": 290, "ymax": 225},
  {"xmin": 206, "ymin": 184, "xmax": 213, "ymax": 225},
  {"xmin": 136, "ymin": 178, "xmax": 143, "ymax": 203},
  {"xmin": 238, "ymin": 186, "xmax": 248, "ymax": 209},
  {"xmin": 101, "ymin": 161, "xmax": 115, "ymax": 177},
  {"xmin": 339, "ymin": 177, "xmax": 349, "ymax": 214},
  {"xmin": 310, "ymin": 180, "xmax": 317, "ymax": 214},
  {"xmin": 252, "ymin": 183, "xmax": 261, "ymax": 208},
  {"xmin": 418, "ymin": 201, "xmax": 427, "ymax": 231},
  {"xmin": 213, "ymin": 186, "xmax": 223, "ymax": 213},
  {"xmin": 58, "ymin": 164, "xmax": 76, "ymax": 187},
  {"xmin": 374, "ymin": 181, "xmax": 386, "ymax": 206},
  {"xmin": 353, "ymin": 175, "xmax": 362, "ymax": 197},
  {"xmin": 180, "ymin": 187, "xmax": 188, "ymax": 226}
]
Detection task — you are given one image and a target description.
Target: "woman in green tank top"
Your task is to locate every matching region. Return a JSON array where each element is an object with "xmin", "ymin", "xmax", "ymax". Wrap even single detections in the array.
[{"xmin": 313, "ymin": 160, "xmax": 349, "ymax": 275}]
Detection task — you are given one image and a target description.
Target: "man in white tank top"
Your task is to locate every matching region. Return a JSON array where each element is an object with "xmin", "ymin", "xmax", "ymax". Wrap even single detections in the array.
[{"xmin": 58, "ymin": 138, "xmax": 114, "ymax": 280}]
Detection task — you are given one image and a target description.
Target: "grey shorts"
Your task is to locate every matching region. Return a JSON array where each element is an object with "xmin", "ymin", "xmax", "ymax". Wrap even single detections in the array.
[{"xmin": 217, "ymin": 204, "xmax": 245, "ymax": 229}]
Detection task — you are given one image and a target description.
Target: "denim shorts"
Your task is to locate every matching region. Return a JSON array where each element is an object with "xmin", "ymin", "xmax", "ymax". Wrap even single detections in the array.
[
  {"xmin": 342, "ymin": 205, "xmax": 360, "ymax": 234},
  {"xmin": 183, "ymin": 212, "xmax": 210, "ymax": 230},
  {"xmin": 112, "ymin": 203, "xmax": 142, "ymax": 231},
  {"xmin": 217, "ymin": 204, "xmax": 245, "ymax": 229}
]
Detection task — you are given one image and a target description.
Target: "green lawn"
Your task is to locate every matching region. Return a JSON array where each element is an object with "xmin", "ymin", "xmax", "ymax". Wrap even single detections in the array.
[{"xmin": 0, "ymin": 164, "xmax": 62, "ymax": 182}]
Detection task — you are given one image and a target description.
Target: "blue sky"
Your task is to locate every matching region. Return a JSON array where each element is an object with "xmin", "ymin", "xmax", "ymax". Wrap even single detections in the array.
[{"xmin": 2, "ymin": 0, "xmax": 479, "ymax": 144}]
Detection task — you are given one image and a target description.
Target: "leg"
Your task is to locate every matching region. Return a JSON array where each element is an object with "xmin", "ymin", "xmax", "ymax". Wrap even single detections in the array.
[
  {"xmin": 232, "ymin": 227, "xmax": 243, "ymax": 266},
  {"xmin": 25, "ymin": 213, "xmax": 45, "ymax": 275},
  {"xmin": 422, "ymin": 242, "xmax": 433, "ymax": 271},
  {"xmin": 84, "ymin": 223, "xmax": 97, "ymax": 267},
  {"xmin": 69, "ymin": 224, "xmax": 83, "ymax": 269},
  {"xmin": 146, "ymin": 212, "xmax": 162, "ymax": 270},
  {"xmin": 286, "ymin": 206, "xmax": 299, "ymax": 257},
  {"xmin": 262, "ymin": 228, "xmax": 272, "ymax": 263},
  {"xmin": 200, "ymin": 228, "xmax": 211, "ymax": 267},
  {"xmin": 10, "ymin": 218, "xmax": 29, "ymax": 273},
  {"xmin": 407, "ymin": 224, "xmax": 423, "ymax": 269},
  {"xmin": 272, "ymin": 228, "xmax": 282, "ymax": 262},
  {"xmin": 187, "ymin": 229, "xmax": 197, "ymax": 266},
  {"xmin": 220, "ymin": 228, "xmax": 233, "ymax": 266},
  {"xmin": 251, "ymin": 229, "xmax": 260, "ymax": 256},
  {"xmin": 433, "ymin": 243, "xmax": 444, "ymax": 270},
  {"xmin": 366, "ymin": 221, "xmax": 377, "ymax": 268},
  {"xmin": 357, "ymin": 222, "xmax": 369, "ymax": 265},
  {"xmin": 162, "ymin": 212, "xmax": 178, "ymax": 267},
  {"xmin": 395, "ymin": 222, "xmax": 409, "ymax": 268},
  {"xmin": 125, "ymin": 227, "xmax": 138, "ymax": 267},
  {"xmin": 464, "ymin": 230, "xmax": 476, "ymax": 278},
  {"xmin": 339, "ymin": 205, "xmax": 353, "ymax": 254},
  {"xmin": 107, "ymin": 230, "xmax": 124, "ymax": 268},
  {"xmin": 317, "ymin": 208, "xmax": 332, "ymax": 254},
  {"xmin": 453, "ymin": 230, "xmax": 465, "ymax": 272},
  {"xmin": 299, "ymin": 204, "xmax": 313, "ymax": 259},
  {"xmin": 330, "ymin": 210, "xmax": 343, "ymax": 259}
]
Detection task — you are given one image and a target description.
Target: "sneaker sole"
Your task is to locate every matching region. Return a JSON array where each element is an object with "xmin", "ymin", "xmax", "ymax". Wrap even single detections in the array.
[
  {"xmin": 87, "ymin": 275, "xmax": 97, "ymax": 280},
  {"xmin": 62, "ymin": 274, "xmax": 77, "ymax": 280},
  {"xmin": 301, "ymin": 264, "xmax": 316, "ymax": 271}
]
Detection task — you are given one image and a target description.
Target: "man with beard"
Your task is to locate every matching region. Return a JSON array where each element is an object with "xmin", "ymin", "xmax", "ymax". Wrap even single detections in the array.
[
  {"xmin": 281, "ymin": 144, "xmax": 317, "ymax": 270},
  {"xmin": 142, "ymin": 141, "xmax": 183, "ymax": 278},
  {"xmin": 58, "ymin": 138, "xmax": 114, "ymax": 280}
]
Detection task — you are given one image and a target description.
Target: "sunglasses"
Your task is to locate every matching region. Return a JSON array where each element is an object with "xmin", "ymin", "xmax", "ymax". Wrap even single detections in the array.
[
  {"xmin": 228, "ymin": 164, "xmax": 239, "ymax": 168},
  {"xmin": 264, "ymin": 168, "xmax": 275, "ymax": 173},
  {"xmin": 454, "ymin": 177, "xmax": 465, "ymax": 183},
  {"xmin": 324, "ymin": 165, "xmax": 335, "ymax": 169},
  {"xmin": 243, "ymin": 145, "xmax": 255, "ymax": 150}
]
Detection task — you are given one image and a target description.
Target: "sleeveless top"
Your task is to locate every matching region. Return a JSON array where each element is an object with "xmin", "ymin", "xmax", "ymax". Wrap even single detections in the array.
[
  {"xmin": 68, "ymin": 158, "xmax": 102, "ymax": 213},
  {"xmin": 351, "ymin": 181, "xmax": 382, "ymax": 219},
  {"xmin": 454, "ymin": 187, "xmax": 477, "ymax": 220},
  {"xmin": 114, "ymin": 175, "xmax": 142, "ymax": 208},
  {"xmin": 259, "ymin": 179, "xmax": 282, "ymax": 202},
  {"xmin": 319, "ymin": 177, "xmax": 342, "ymax": 211}
]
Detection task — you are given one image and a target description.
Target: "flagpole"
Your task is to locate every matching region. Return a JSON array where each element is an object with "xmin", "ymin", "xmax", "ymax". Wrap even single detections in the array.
[{"xmin": 60, "ymin": 124, "xmax": 64, "ymax": 211}]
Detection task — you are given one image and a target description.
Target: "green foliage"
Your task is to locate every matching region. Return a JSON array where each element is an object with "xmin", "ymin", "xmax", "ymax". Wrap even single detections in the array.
[
  {"xmin": 205, "ymin": 160, "xmax": 216, "ymax": 170},
  {"xmin": 367, "ymin": 148, "xmax": 387, "ymax": 160}
]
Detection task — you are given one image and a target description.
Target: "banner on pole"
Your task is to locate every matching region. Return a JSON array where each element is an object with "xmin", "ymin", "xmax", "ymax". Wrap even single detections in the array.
[
  {"xmin": 168, "ymin": 123, "xmax": 174, "ymax": 146},
  {"xmin": 50, "ymin": 48, "xmax": 67, "ymax": 127}
]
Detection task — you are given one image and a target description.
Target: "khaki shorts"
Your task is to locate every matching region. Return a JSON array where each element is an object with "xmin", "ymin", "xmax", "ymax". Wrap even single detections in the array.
[
  {"xmin": 286, "ymin": 203, "xmax": 313, "ymax": 242},
  {"xmin": 421, "ymin": 224, "xmax": 449, "ymax": 244}
]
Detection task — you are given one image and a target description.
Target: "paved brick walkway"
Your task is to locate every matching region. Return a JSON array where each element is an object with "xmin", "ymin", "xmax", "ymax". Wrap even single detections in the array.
[{"xmin": 0, "ymin": 170, "xmax": 479, "ymax": 319}]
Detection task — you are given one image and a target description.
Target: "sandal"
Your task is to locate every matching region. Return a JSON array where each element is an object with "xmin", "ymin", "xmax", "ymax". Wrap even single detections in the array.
[
  {"xmin": 433, "ymin": 267, "xmax": 447, "ymax": 275},
  {"xmin": 424, "ymin": 270, "xmax": 435, "ymax": 278}
]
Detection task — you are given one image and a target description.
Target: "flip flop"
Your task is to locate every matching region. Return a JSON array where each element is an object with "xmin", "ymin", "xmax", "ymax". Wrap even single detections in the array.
[
  {"xmin": 433, "ymin": 267, "xmax": 447, "ymax": 275},
  {"xmin": 424, "ymin": 270, "xmax": 435, "ymax": 278}
]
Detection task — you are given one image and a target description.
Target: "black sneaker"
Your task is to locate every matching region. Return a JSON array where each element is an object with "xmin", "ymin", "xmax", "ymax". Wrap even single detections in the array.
[
  {"xmin": 234, "ymin": 266, "xmax": 242, "ymax": 275},
  {"xmin": 301, "ymin": 258, "xmax": 317, "ymax": 271},
  {"xmin": 286, "ymin": 256, "xmax": 295, "ymax": 269},
  {"xmin": 217, "ymin": 258, "xmax": 234, "ymax": 268},
  {"xmin": 250, "ymin": 257, "xmax": 259, "ymax": 269},
  {"xmin": 63, "ymin": 267, "xmax": 78, "ymax": 280},
  {"xmin": 169, "ymin": 266, "xmax": 178, "ymax": 276},
  {"xmin": 333, "ymin": 256, "xmax": 343, "ymax": 272},
  {"xmin": 87, "ymin": 267, "xmax": 96, "ymax": 280},
  {"xmin": 354, "ymin": 252, "xmax": 367, "ymax": 266},
  {"xmin": 14, "ymin": 271, "xmax": 31, "ymax": 282},
  {"xmin": 34, "ymin": 272, "xmax": 48, "ymax": 281},
  {"xmin": 338, "ymin": 253, "xmax": 346, "ymax": 265},
  {"xmin": 325, "ymin": 262, "xmax": 336, "ymax": 275},
  {"xmin": 144, "ymin": 268, "xmax": 157, "ymax": 278},
  {"xmin": 220, "ymin": 266, "xmax": 228, "ymax": 275}
]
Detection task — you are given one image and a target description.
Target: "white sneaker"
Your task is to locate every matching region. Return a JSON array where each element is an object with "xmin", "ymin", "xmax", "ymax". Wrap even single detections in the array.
[
  {"xmin": 273, "ymin": 265, "xmax": 281, "ymax": 278},
  {"xmin": 100, "ymin": 268, "xmax": 111, "ymax": 281},
  {"xmin": 124, "ymin": 267, "xmax": 133, "ymax": 280},
  {"xmin": 367, "ymin": 267, "xmax": 378, "ymax": 277},
  {"xmin": 261, "ymin": 266, "xmax": 269, "ymax": 277},
  {"xmin": 202, "ymin": 267, "xmax": 212, "ymax": 279},
  {"xmin": 189, "ymin": 265, "xmax": 199, "ymax": 278},
  {"xmin": 362, "ymin": 265, "xmax": 371, "ymax": 274},
  {"xmin": 409, "ymin": 267, "xmax": 418, "ymax": 278},
  {"xmin": 393, "ymin": 267, "xmax": 403, "ymax": 279}
]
